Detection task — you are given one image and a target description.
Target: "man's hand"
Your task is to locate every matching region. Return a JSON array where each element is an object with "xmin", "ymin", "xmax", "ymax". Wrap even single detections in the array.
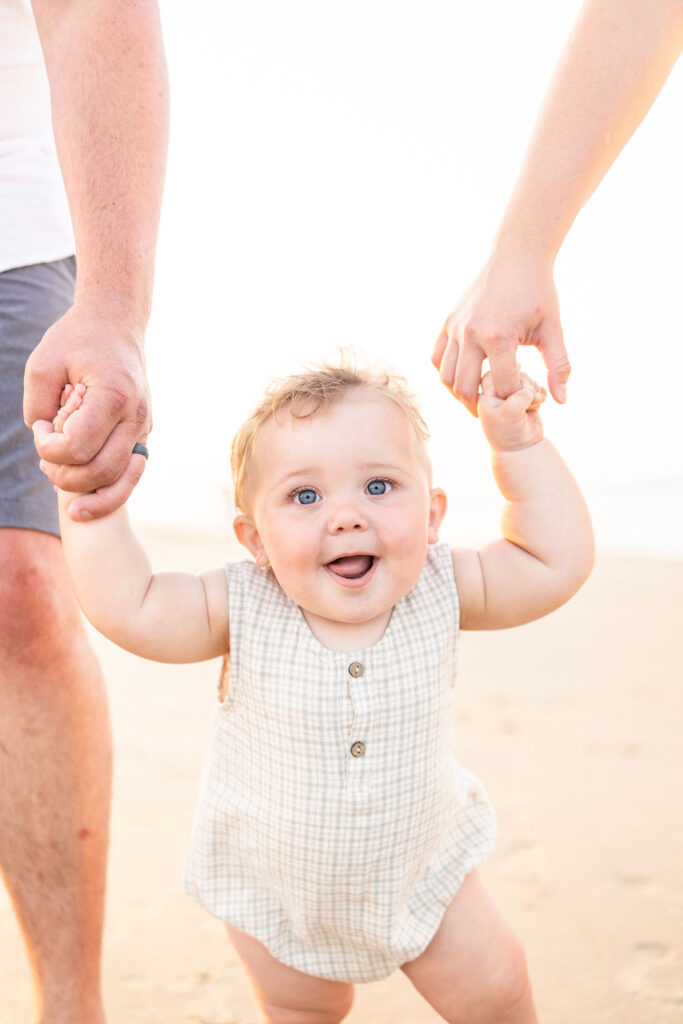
[
  {"xmin": 24, "ymin": 305, "xmax": 151, "ymax": 520},
  {"xmin": 432, "ymin": 256, "xmax": 570, "ymax": 415}
]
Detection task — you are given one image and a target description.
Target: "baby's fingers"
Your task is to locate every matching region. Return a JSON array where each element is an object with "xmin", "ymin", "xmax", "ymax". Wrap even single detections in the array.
[
  {"xmin": 478, "ymin": 371, "xmax": 545, "ymax": 451},
  {"xmin": 499, "ymin": 387, "xmax": 535, "ymax": 420},
  {"xmin": 53, "ymin": 384, "xmax": 74, "ymax": 432},
  {"xmin": 518, "ymin": 372, "xmax": 546, "ymax": 411},
  {"xmin": 478, "ymin": 385, "xmax": 534, "ymax": 424},
  {"xmin": 53, "ymin": 383, "xmax": 87, "ymax": 434},
  {"xmin": 480, "ymin": 370, "xmax": 545, "ymax": 403}
]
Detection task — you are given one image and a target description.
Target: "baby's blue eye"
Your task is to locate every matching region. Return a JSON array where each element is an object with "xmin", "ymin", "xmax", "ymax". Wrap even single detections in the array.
[
  {"xmin": 366, "ymin": 479, "xmax": 392, "ymax": 496},
  {"xmin": 293, "ymin": 488, "xmax": 319, "ymax": 505}
]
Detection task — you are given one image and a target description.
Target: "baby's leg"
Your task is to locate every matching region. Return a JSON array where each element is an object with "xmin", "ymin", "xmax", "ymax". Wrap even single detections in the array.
[
  {"xmin": 226, "ymin": 923, "xmax": 354, "ymax": 1024},
  {"xmin": 402, "ymin": 870, "xmax": 537, "ymax": 1024}
]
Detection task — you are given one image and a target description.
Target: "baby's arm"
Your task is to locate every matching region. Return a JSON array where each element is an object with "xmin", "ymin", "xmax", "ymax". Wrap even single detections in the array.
[
  {"xmin": 53, "ymin": 385, "xmax": 229, "ymax": 662},
  {"xmin": 452, "ymin": 374, "xmax": 594, "ymax": 629}
]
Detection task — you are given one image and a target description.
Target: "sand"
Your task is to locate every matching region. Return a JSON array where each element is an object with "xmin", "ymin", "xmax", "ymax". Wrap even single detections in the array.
[{"xmin": 1, "ymin": 529, "xmax": 681, "ymax": 1023}]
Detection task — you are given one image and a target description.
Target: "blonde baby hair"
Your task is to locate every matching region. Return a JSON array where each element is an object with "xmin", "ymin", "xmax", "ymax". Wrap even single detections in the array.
[{"xmin": 230, "ymin": 356, "xmax": 430, "ymax": 513}]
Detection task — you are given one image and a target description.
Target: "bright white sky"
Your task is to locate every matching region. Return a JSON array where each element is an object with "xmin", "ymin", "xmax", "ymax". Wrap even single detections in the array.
[{"xmin": 135, "ymin": 0, "xmax": 683, "ymax": 557}]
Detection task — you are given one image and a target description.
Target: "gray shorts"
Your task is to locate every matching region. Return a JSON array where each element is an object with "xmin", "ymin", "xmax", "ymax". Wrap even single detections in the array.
[{"xmin": 0, "ymin": 257, "xmax": 76, "ymax": 537}]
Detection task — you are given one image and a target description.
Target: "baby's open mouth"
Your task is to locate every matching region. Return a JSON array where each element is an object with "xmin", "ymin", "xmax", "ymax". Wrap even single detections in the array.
[{"xmin": 326, "ymin": 555, "xmax": 375, "ymax": 580}]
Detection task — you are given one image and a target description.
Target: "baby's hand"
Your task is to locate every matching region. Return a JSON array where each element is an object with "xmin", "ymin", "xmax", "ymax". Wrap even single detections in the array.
[
  {"xmin": 52, "ymin": 382, "xmax": 87, "ymax": 435},
  {"xmin": 48, "ymin": 381, "xmax": 146, "ymax": 518},
  {"xmin": 477, "ymin": 371, "xmax": 546, "ymax": 452},
  {"xmin": 48, "ymin": 384, "xmax": 88, "ymax": 503}
]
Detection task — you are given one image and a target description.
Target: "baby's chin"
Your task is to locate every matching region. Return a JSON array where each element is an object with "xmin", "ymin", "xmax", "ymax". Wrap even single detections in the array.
[
  {"xmin": 301, "ymin": 603, "xmax": 388, "ymax": 626},
  {"xmin": 300, "ymin": 602, "xmax": 395, "ymax": 651}
]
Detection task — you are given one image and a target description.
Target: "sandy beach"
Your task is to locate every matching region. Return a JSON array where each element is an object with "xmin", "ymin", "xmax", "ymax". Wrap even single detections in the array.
[{"xmin": 1, "ymin": 528, "xmax": 681, "ymax": 1024}]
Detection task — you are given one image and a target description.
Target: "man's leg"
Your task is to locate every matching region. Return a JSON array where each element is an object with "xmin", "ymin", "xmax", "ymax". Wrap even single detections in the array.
[
  {"xmin": 0, "ymin": 259, "xmax": 111, "ymax": 1023},
  {"xmin": 0, "ymin": 530, "xmax": 112, "ymax": 1024}
]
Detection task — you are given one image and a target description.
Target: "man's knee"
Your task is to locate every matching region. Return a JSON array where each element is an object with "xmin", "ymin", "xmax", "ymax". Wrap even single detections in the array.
[{"xmin": 0, "ymin": 530, "xmax": 80, "ymax": 661}]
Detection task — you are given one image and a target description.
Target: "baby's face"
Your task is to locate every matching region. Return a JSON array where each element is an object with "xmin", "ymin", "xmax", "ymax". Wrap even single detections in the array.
[{"xmin": 234, "ymin": 390, "xmax": 446, "ymax": 649}]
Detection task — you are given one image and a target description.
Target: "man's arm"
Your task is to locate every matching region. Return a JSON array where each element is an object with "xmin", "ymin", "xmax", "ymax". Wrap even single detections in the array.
[
  {"xmin": 433, "ymin": 0, "xmax": 683, "ymax": 413},
  {"xmin": 24, "ymin": 0, "xmax": 169, "ymax": 519}
]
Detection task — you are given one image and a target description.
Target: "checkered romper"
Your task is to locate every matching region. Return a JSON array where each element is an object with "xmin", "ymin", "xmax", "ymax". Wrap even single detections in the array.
[{"xmin": 183, "ymin": 542, "xmax": 496, "ymax": 982}]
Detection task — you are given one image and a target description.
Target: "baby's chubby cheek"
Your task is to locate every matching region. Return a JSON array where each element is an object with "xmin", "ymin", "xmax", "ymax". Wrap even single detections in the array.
[
  {"xmin": 258, "ymin": 536, "xmax": 317, "ymax": 590},
  {"xmin": 383, "ymin": 522, "xmax": 432, "ymax": 577}
]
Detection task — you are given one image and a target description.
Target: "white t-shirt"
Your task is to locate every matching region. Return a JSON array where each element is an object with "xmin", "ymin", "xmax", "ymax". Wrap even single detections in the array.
[{"xmin": 0, "ymin": 0, "xmax": 73, "ymax": 274}]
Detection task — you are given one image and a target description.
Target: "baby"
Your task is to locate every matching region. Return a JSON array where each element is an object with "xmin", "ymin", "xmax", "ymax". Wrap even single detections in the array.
[{"xmin": 53, "ymin": 360, "xmax": 593, "ymax": 1024}]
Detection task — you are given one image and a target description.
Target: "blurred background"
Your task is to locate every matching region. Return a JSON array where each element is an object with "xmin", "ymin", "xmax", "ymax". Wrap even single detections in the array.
[{"xmin": 136, "ymin": 0, "xmax": 683, "ymax": 558}]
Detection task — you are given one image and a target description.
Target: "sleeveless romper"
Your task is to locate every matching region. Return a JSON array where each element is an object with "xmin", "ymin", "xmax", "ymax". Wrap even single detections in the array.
[{"xmin": 183, "ymin": 542, "xmax": 496, "ymax": 982}]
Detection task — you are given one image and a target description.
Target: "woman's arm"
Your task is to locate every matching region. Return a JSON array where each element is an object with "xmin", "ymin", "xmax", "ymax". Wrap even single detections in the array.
[
  {"xmin": 434, "ymin": 0, "xmax": 683, "ymax": 411},
  {"xmin": 495, "ymin": 0, "xmax": 683, "ymax": 265}
]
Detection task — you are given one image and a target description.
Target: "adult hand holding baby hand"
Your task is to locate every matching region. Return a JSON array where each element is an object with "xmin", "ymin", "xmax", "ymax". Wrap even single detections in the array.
[
  {"xmin": 432, "ymin": 254, "xmax": 570, "ymax": 414},
  {"xmin": 477, "ymin": 370, "xmax": 546, "ymax": 453},
  {"xmin": 25, "ymin": 305, "xmax": 151, "ymax": 520},
  {"xmin": 47, "ymin": 378, "xmax": 149, "ymax": 521}
]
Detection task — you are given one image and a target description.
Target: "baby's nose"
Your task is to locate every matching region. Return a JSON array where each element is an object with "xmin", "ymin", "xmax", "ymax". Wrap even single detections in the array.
[{"xmin": 327, "ymin": 501, "xmax": 368, "ymax": 533}]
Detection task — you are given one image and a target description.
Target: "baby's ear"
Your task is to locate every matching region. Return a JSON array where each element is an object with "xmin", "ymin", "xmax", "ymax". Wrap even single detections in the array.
[
  {"xmin": 233, "ymin": 515, "xmax": 269, "ymax": 566},
  {"xmin": 428, "ymin": 488, "xmax": 447, "ymax": 543}
]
